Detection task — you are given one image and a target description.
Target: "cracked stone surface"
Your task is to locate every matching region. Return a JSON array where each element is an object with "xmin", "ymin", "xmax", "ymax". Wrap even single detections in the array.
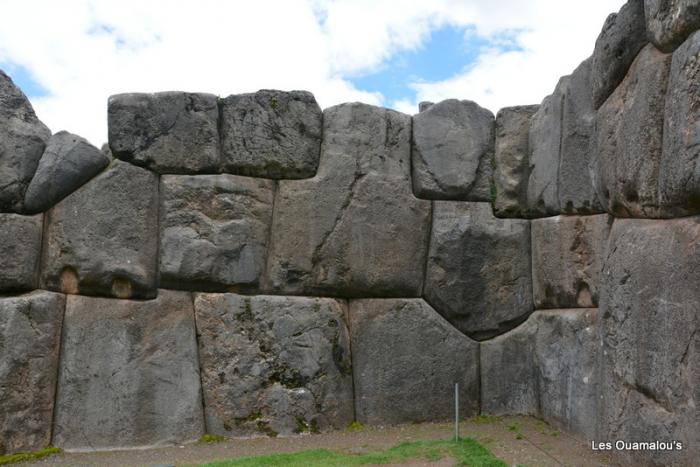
[
  {"xmin": 52, "ymin": 290, "xmax": 204, "ymax": 450},
  {"xmin": 411, "ymin": 99, "xmax": 494, "ymax": 200},
  {"xmin": 0, "ymin": 291, "xmax": 65, "ymax": 455},
  {"xmin": 108, "ymin": 92, "xmax": 220, "ymax": 174},
  {"xmin": 597, "ymin": 217, "xmax": 700, "ymax": 466},
  {"xmin": 348, "ymin": 299, "xmax": 479, "ymax": 425},
  {"xmin": 194, "ymin": 293, "xmax": 353, "ymax": 437},
  {"xmin": 160, "ymin": 175, "xmax": 274, "ymax": 292},
  {"xmin": 265, "ymin": 103, "xmax": 431, "ymax": 297},
  {"xmin": 645, "ymin": 0, "xmax": 700, "ymax": 52},
  {"xmin": 0, "ymin": 213, "xmax": 42, "ymax": 292}
]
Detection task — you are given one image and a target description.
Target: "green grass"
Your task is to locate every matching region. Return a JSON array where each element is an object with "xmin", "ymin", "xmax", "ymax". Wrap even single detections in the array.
[
  {"xmin": 199, "ymin": 434, "xmax": 226, "ymax": 443},
  {"xmin": 470, "ymin": 415, "xmax": 500, "ymax": 425},
  {"xmin": 0, "ymin": 446, "xmax": 61, "ymax": 465},
  {"xmin": 200, "ymin": 438, "xmax": 506, "ymax": 467},
  {"xmin": 346, "ymin": 421, "xmax": 364, "ymax": 432}
]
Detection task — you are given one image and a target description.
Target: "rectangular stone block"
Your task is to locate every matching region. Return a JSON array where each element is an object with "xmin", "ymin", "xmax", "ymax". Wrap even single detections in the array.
[{"xmin": 0, "ymin": 213, "xmax": 42, "ymax": 292}]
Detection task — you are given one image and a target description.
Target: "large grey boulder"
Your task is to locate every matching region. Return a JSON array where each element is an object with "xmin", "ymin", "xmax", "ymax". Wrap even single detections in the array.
[
  {"xmin": 597, "ymin": 217, "xmax": 700, "ymax": 466},
  {"xmin": 52, "ymin": 290, "xmax": 204, "ymax": 450},
  {"xmin": 411, "ymin": 99, "xmax": 494, "ymax": 200},
  {"xmin": 108, "ymin": 92, "xmax": 220, "ymax": 174},
  {"xmin": 220, "ymin": 90, "xmax": 322, "ymax": 179},
  {"xmin": 493, "ymin": 105, "xmax": 539, "ymax": 217},
  {"xmin": 645, "ymin": 0, "xmax": 700, "ymax": 52},
  {"xmin": 24, "ymin": 131, "xmax": 110, "ymax": 213},
  {"xmin": 532, "ymin": 214, "xmax": 610, "ymax": 309},
  {"xmin": 41, "ymin": 160, "xmax": 159, "ymax": 298},
  {"xmin": 0, "ymin": 71, "xmax": 51, "ymax": 212},
  {"xmin": 0, "ymin": 213, "xmax": 42, "ymax": 292},
  {"xmin": 0, "ymin": 291, "xmax": 65, "ymax": 455},
  {"xmin": 424, "ymin": 202, "xmax": 532, "ymax": 340},
  {"xmin": 160, "ymin": 175, "xmax": 274, "ymax": 292},
  {"xmin": 194, "ymin": 294, "xmax": 353, "ymax": 437},
  {"xmin": 265, "ymin": 103, "xmax": 430, "ymax": 297},
  {"xmin": 590, "ymin": 0, "xmax": 648, "ymax": 109},
  {"xmin": 593, "ymin": 44, "xmax": 671, "ymax": 217},
  {"xmin": 348, "ymin": 299, "xmax": 479, "ymax": 425}
]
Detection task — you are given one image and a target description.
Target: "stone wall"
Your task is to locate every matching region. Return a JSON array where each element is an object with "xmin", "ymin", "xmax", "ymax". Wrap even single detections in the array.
[{"xmin": 0, "ymin": 1, "xmax": 698, "ymax": 465}]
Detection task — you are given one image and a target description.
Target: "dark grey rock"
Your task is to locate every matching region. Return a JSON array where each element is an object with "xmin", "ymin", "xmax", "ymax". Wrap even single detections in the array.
[
  {"xmin": 0, "ymin": 291, "xmax": 65, "ymax": 454},
  {"xmin": 108, "ymin": 92, "xmax": 220, "ymax": 174},
  {"xmin": 590, "ymin": 0, "xmax": 648, "ymax": 109},
  {"xmin": 411, "ymin": 99, "xmax": 494, "ymax": 200},
  {"xmin": 160, "ymin": 175, "xmax": 274, "ymax": 292},
  {"xmin": 531, "ymin": 214, "xmax": 611, "ymax": 309},
  {"xmin": 0, "ymin": 71, "xmax": 51, "ymax": 212},
  {"xmin": 424, "ymin": 202, "xmax": 532, "ymax": 340},
  {"xmin": 265, "ymin": 103, "xmax": 430, "ymax": 297},
  {"xmin": 348, "ymin": 299, "xmax": 479, "ymax": 425},
  {"xmin": 220, "ymin": 90, "xmax": 322, "ymax": 179},
  {"xmin": 194, "ymin": 294, "xmax": 353, "ymax": 437},
  {"xmin": 597, "ymin": 217, "xmax": 700, "ymax": 466},
  {"xmin": 645, "ymin": 0, "xmax": 700, "ymax": 52},
  {"xmin": 24, "ymin": 131, "xmax": 110, "ymax": 213},
  {"xmin": 52, "ymin": 290, "xmax": 204, "ymax": 450},
  {"xmin": 0, "ymin": 213, "xmax": 42, "ymax": 292},
  {"xmin": 41, "ymin": 160, "xmax": 159, "ymax": 298}
]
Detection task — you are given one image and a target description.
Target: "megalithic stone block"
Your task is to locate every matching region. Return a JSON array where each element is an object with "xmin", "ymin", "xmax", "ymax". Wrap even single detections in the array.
[
  {"xmin": 645, "ymin": 0, "xmax": 700, "ymax": 52},
  {"xmin": 0, "ymin": 213, "xmax": 42, "ymax": 292}
]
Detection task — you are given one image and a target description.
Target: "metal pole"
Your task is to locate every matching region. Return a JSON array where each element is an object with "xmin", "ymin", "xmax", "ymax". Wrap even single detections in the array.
[{"xmin": 454, "ymin": 382, "xmax": 459, "ymax": 441}]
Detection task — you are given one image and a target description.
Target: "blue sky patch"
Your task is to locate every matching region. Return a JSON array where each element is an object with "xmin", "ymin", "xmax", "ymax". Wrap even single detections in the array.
[{"xmin": 1, "ymin": 62, "xmax": 49, "ymax": 98}]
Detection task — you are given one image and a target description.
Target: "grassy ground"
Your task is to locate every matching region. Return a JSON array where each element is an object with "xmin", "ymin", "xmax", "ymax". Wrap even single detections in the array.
[{"xmin": 0, "ymin": 447, "xmax": 61, "ymax": 466}]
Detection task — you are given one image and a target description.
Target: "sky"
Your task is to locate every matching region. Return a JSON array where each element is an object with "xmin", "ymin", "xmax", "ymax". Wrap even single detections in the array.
[{"xmin": 0, "ymin": 0, "xmax": 625, "ymax": 146}]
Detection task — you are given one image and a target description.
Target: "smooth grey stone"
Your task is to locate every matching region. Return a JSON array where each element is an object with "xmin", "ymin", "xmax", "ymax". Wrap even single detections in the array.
[
  {"xmin": 0, "ymin": 213, "xmax": 42, "ymax": 292},
  {"xmin": 159, "ymin": 175, "xmax": 274, "ymax": 292},
  {"xmin": 348, "ymin": 299, "xmax": 479, "ymax": 425},
  {"xmin": 424, "ymin": 202, "xmax": 532, "ymax": 340},
  {"xmin": 411, "ymin": 99, "xmax": 494, "ymax": 200},
  {"xmin": 24, "ymin": 131, "xmax": 110, "ymax": 213},
  {"xmin": 194, "ymin": 294, "xmax": 353, "ymax": 437},
  {"xmin": 52, "ymin": 290, "xmax": 204, "ymax": 450},
  {"xmin": 108, "ymin": 92, "xmax": 220, "ymax": 174},
  {"xmin": 645, "ymin": 0, "xmax": 700, "ymax": 52},
  {"xmin": 220, "ymin": 90, "xmax": 322, "ymax": 179},
  {"xmin": 418, "ymin": 101, "xmax": 434, "ymax": 112},
  {"xmin": 41, "ymin": 160, "xmax": 159, "ymax": 298},
  {"xmin": 0, "ymin": 291, "xmax": 65, "ymax": 454}
]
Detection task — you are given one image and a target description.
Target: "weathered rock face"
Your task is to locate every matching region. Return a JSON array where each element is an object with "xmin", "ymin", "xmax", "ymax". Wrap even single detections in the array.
[
  {"xmin": 424, "ymin": 202, "xmax": 532, "ymax": 340},
  {"xmin": 348, "ymin": 299, "xmax": 479, "ymax": 425},
  {"xmin": 532, "ymin": 214, "xmax": 610, "ymax": 309},
  {"xmin": 0, "ymin": 71, "xmax": 51, "ymax": 212},
  {"xmin": 220, "ymin": 90, "xmax": 322, "ymax": 179},
  {"xmin": 24, "ymin": 131, "xmax": 110, "ymax": 213},
  {"xmin": 493, "ymin": 105, "xmax": 539, "ymax": 217},
  {"xmin": 160, "ymin": 175, "xmax": 274, "ymax": 292},
  {"xmin": 0, "ymin": 291, "xmax": 65, "ymax": 455},
  {"xmin": 265, "ymin": 103, "xmax": 430, "ymax": 297},
  {"xmin": 0, "ymin": 214, "xmax": 42, "ymax": 292},
  {"xmin": 52, "ymin": 290, "xmax": 204, "ymax": 450},
  {"xmin": 411, "ymin": 99, "xmax": 494, "ymax": 200},
  {"xmin": 645, "ymin": 0, "xmax": 700, "ymax": 52},
  {"xmin": 597, "ymin": 217, "xmax": 700, "ymax": 466},
  {"xmin": 41, "ymin": 160, "xmax": 159, "ymax": 299},
  {"xmin": 194, "ymin": 294, "xmax": 353, "ymax": 437},
  {"xmin": 108, "ymin": 92, "xmax": 220, "ymax": 174},
  {"xmin": 593, "ymin": 44, "xmax": 671, "ymax": 218}
]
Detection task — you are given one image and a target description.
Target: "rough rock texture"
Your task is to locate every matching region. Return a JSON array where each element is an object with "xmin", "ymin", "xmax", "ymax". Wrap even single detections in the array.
[
  {"xmin": 348, "ymin": 299, "xmax": 479, "ymax": 425},
  {"xmin": 52, "ymin": 290, "xmax": 204, "ymax": 450},
  {"xmin": 424, "ymin": 202, "xmax": 532, "ymax": 340},
  {"xmin": 493, "ymin": 105, "xmax": 539, "ymax": 217},
  {"xmin": 593, "ymin": 44, "xmax": 672, "ymax": 218},
  {"xmin": 658, "ymin": 30, "xmax": 700, "ymax": 216},
  {"xmin": 645, "ymin": 0, "xmax": 700, "ymax": 52},
  {"xmin": 411, "ymin": 99, "xmax": 494, "ymax": 200},
  {"xmin": 0, "ymin": 291, "xmax": 65, "ymax": 455},
  {"xmin": 194, "ymin": 294, "xmax": 353, "ymax": 437},
  {"xmin": 41, "ymin": 160, "xmax": 159, "ymax": 298},
  {"xmin": 160, "ymin": 175, "xmax": 274, "ymax": 292},
  {"xmin": 531, "ymin": 214, "xmax": 611, "ymax": 309},
  {"xmin": 0, "ymin": 213, "xmax": 42, "ymax": 292},
  {"xmin": 0, "ymin": 71, "xmax": 51, "ymax": 212},
  {"xmin": 597, "ymin": 217, "xmax": 700, "ymax": 466},
  {"xmin": 265, "ymin": 103, "xmax": 430, "ymax": 297},
  {"xmin": 590, "ymin": 0, "xmax": 648, "ymax": 109},
  {"xmin": 220, "ymin": 90, "xmax": 322, "ymax": 179},
  {"xmin": 418, "ymin": 101, "xmax": 434, "ymax": 112},
  {"xmin": 24, "ymin": 131, "xmax": 110, "ymax": 213},
  {"xmin": 108, "ymin": 92, "xmax": 220, "ymax": 174}
]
